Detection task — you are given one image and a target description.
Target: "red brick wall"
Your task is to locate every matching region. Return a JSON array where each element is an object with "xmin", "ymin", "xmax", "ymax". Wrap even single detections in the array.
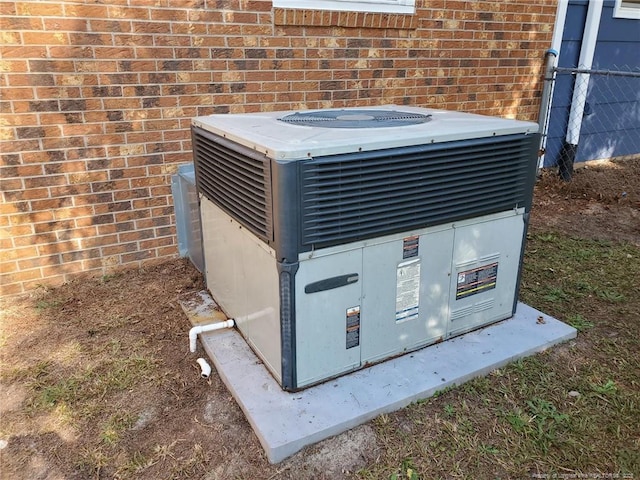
[{"xmin": 0, "ymin": 0, "xmax": 556, "ymax": 295}]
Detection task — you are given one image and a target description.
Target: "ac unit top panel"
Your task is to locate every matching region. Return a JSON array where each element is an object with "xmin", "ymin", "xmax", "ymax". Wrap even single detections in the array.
[{"xmin": 192, "ymin": 105, "xmax": 539, "ymax": 160}]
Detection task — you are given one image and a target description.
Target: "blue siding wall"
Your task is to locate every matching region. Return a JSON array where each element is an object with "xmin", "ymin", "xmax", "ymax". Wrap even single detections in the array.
[
  {"xmin": 544, "ymin": 0, "xmax": 640, "ymax": 167},
  {"xmin": 544, "ymin": 1, "xmax": 588, "ymax": 167}
]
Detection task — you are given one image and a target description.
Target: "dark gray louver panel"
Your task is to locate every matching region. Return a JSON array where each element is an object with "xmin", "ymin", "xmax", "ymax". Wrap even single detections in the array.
[
  {"xmin": 300, "ymin": 134, "xmax": 537, "ymax": 247},
  {"xmin": 192, "ymin": 126, "xmax": 273, "ymax": 243}
]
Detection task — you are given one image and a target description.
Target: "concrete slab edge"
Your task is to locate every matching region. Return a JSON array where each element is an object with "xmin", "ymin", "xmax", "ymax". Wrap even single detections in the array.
[
  {"xmin": 197, "ymin": 302, "xmax": 577, "ymax": 463},
  {"xmin": 264, "ymin": 327, "xmax": 578, "ymax": 462}
]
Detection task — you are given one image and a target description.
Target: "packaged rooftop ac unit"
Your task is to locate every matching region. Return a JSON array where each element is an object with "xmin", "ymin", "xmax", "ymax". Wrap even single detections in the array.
[{"xmin": 191, "ymin": 105, "xmax": 539, "ymax": 391}]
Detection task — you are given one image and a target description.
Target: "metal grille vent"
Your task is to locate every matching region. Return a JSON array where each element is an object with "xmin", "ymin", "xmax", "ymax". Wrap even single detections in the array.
[
  {"xmin": 300, "ymin": 134, "xmax": 537, "ymax": 247},
  {"xmin": 192, "ymin": 126, "xmax": 273, "ymax": 243},
  {"xmin": 279, "ymin": 109, "xmax": 432, "ymax": 128}
]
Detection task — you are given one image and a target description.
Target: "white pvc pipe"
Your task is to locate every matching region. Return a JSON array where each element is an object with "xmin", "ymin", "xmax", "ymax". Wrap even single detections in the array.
[
  {"xmin": 550, "ymin": 1, "xmax": 569, "ymax": 55},
  {"xmin": 566, "ymin": 0, "xmax": 603, "ymax": 145},
  {"xmin": 196, "ymin": 357, "xmax": 212, "ymax": 378},
  {"xmin": 189, "ymin": 319, "xmax": 235, "ymax": 353}
]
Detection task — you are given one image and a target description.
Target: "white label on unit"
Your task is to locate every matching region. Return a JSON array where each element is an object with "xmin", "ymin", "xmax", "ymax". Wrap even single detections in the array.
[
  {"xmin": 395, "ymin": 259, "xmax": 421, "ymax": 323},
  {"xmin": 346, "ymin": 306, "xmax": 361, "ymax": 349}
]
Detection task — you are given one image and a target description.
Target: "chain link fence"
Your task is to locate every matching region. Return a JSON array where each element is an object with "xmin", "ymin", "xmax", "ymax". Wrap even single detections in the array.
[{"xmin": 539, "ymin": 65, "xmax": 640, "ymax": 205}]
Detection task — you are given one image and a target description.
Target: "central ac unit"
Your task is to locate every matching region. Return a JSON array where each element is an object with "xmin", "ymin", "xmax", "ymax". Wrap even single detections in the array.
[{"xmin": 191, "ymin": 105, "xmax": 539, "ymax": 391}]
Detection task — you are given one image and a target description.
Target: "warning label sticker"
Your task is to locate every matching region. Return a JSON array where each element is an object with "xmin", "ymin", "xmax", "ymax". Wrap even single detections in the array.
[
  {"xmin": 402, "ymin": 235, "xmax": 419, "ymax": 259},
  {"xmin": 456, "ymin": 262, "xmax": 499, "ymax": 300},
  {"xmin": 346, "ymin": 306, "xmax": 360, "ymax": 349},
  {"xmin": 396, "ymin": 259, "xmax": 421, "ymax": 323}
]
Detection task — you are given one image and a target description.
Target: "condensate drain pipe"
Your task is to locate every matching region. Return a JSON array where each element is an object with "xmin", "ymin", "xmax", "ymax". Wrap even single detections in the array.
[
  {"xmin": 196, "ymin": 358, "xmax": 212, "ymax": 378},
  {"xmin": 189, "ymin": 319, "xmax": 235, "ymax": 353}
]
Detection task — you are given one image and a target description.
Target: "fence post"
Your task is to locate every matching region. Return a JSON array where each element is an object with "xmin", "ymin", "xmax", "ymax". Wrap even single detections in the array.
[{"xmin": 537, "ymin": 49, "xmax": 559, "ymax": 170}]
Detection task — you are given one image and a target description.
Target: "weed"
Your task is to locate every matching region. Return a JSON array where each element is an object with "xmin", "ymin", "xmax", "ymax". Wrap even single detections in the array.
[
  {"xmin": 37, "ymin": 377, "xmax": 81, "ymax": 407},
  {"xmin": 617, "ymin": 448, "xmax": 640, "ymax": 475},
  {"xmin": 526, "ymin": 398, "xmax": 568, "ymax": 423},
  {"xmin": 115, "ymin": 451, "xmax": 157, "ymax": 478},
  {"xmin": 100, "ymin": 412, "xmax": 136, "ymax": 445},
  {"xmin": 511, "ymin": 358, "xmax": 527, "ymax": 372},
  {"xmin": 20, "ymin": 343, "xmax": 157, "ymax": 428},
  {"xmin": 463, "ymin": 376, "xmax": 491, "ymax": 395},
  {"xmin": 566, "ymin": 313, "xmax": 594, "ymax": 332},
  {"xmin": 478, "ymin": 444, "xmax": 499, "ymax": 455},
  {"xmin": 1, "ymin": 360, "xmax": 50, "ymax": 384},
  {"xmin": 536, "ymin": 233, "xmax": 558, "ymax": 243},
  {"xmin": 443, "ymin": 404, "xmax": 455, "ymax": 417},
  {"xmin": 153, "ymin": 440, "xmax": 178, "ymax": 461},
  {"xmin": 503, "ymin": 397, "xmax": 571, "ymax": 456},
  {"xmin": 376, "ymin": 413, "xmax": 390, "ymax": 425},
  {"xmin": 35, "ymin": 299, "xmax": 61, "ymax": 311},
  {"xmin": 575, "ymin": 280, "xmax": 596, "ymax": 292},
  {"xmin": 101, "ymin": 274, "xmax": 118, "ymax": 283},
  {"xmin": 391, "ymin": 459, "xmax": 420, "ymax": 480},
  {"xmin": 597, "ymin": 289, "xmax": 626, "ymax": 303},
  {"xmin": 432, "ymin": 385, "xmax": 456, "ymax": 398},
  {"xmin": 543, "ymin": 287, "xmax": 569, "ymax": 303},
  {"xmin": 590, "ymin": 380, "xmax": 617, "ymax": 395},
  {"xmin": 569, "ymin": 246, "xmax": 597, "ymax": 261},
  {"xmin": 505, "ymin": 409, "xmax": 527, "ymax": 433},
  {"xmin": 524, "ymin": 398, "xmax": 570, "ymax": 454}
]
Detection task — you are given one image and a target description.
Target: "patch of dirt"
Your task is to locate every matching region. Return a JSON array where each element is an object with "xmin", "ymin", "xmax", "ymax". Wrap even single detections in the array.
[
  {"xmin": 0, "ymin": 260, "xmax": 376, "ymax": 479},
  {"xmin": 286, "ymin": 425, "xmax": 379, "ymax": 479},
  {"xmin": 1, "ymin": 160, "xmax": 638, "ymax": 479},
  {"xmin": 531, "ymin": 159, "xmax": 640, "ymax": 245},
  {"xmin": 0, "ymin": 383, "xmax": 27, "ymax": 415}
]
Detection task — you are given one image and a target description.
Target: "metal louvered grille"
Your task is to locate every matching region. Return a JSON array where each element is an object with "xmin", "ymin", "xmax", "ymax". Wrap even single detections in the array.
[
  {"xmin": 279, "ymin": 109, "xmax": 432, "ymax": 128},
  {"xmin": 300, "ymin": 134, "xmax": 537, "ymax": 247},
  {"xmin": 192, "ymin": 126, "xmax": 272, "ymax": 243}
]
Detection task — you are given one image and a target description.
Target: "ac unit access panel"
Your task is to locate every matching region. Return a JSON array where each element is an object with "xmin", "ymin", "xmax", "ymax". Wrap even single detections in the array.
[{"xmin": 294, "ymin": 212, "xmax": 524, "ymax": 388}]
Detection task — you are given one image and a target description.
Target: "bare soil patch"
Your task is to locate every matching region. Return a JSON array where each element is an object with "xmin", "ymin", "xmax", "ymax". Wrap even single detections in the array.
[
  {"xmin": 0, "ymin": 261, "xmax": 379, "ymax": 480},
  {"xmin": 531, "ymin": 159, "xmax": 640, "ymax": 245}
]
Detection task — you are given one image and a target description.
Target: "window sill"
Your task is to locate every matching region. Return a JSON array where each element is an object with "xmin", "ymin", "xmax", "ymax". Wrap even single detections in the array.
[
  {"xmin": 273, "ymin": 0, "xmax": 414, "ymax": 15},
  {"xmin": 613, "ymin": 0, "xmax": 640, "ymax": 19},
  {"xmin": 273, "ymin": 8, "xmax": 418, "ymax": 29}
]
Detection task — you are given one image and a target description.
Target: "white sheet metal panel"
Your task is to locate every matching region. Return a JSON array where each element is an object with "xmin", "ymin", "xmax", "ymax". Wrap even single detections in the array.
[
  {"xmin": 360, "ymin": 226, "xmax": 454, "ymax": 364},
  {"xmin": 200, "ymin": 198, "xmax": 282, "ymax": 382},
  {"xmin": 294, "ymin": 249, "xmax": 363, "ymax": 388},
  {"xmin": 447, "ymin": 212, "xmax": 524, "ymax": 337},
  {"xmin": 192, "ymin": 105, "xmax": 538, "ymax": 160}
]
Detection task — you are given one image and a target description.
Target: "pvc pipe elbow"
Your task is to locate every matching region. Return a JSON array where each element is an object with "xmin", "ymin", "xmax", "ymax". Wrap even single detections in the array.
[
  {"xmin": 189, "ymin": 330, "xmax": 198, "ymax": 353},
  {"xmin": 196, "ymin": 358, "xmax": 212, "ymax": 378},
  {"xmin": 188, "ymin": 319, "xmax": 235, "ymax": 353}
]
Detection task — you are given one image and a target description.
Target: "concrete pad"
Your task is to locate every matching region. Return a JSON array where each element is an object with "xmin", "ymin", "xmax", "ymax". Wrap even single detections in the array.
[
  {"xmin": 189, "ymin": 299, "xmax": 576, "ymax": 464},
  {"xmin": 178, "ymin": 290, "xmax": 228, "ymax": 325}
]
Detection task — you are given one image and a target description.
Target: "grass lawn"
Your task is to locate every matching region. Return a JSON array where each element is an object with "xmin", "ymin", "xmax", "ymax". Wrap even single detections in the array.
[{"xmin": 357, "ymin": 233, "xmax": 639, "ymax": 479}]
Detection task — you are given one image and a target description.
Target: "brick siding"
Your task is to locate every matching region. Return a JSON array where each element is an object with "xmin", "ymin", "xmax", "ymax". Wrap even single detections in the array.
[{"xmin": 0, "ymin": 0, "xmax": 556, "ymax": 295}]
